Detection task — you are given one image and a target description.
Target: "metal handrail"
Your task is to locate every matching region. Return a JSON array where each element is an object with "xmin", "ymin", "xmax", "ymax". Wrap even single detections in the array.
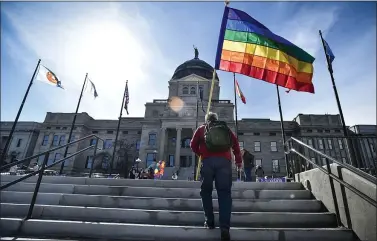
[
  {"xmin": 286, "ymin": 137, "xmax": 376, "ymax": 183},
  {"xmin": 285, "ymin": 136, "xmax": 377, "ymax": 227},
  {"xmin": 1, "ymin": 134, "xmax": 104, "ymax": 171},
  {"xmin": 0, "ymin": 134, "xmax": 104, "ymax": 220}
]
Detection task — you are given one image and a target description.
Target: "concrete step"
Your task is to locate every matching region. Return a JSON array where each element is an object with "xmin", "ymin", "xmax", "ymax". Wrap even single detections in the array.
[
  {"xmin": 1, "ymin": 218, "xmax": 356, "ymax": 241},
  {"xmin": 0, "ymin": 175, "xmax": 304, "ymax": 190},
  {"xmin": 1, "ymin": 191, "xmax": 324, "ymax": 212},
  {"xmin": 1, "ymin": 203, "xmax": 336, "ymax": 228},
  {"xmin": 2, "ymin": 182, "xmax": 312, "ymax": 199}
]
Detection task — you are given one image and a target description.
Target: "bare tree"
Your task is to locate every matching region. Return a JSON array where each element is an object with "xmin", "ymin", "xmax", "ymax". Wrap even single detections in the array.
[
  {"xmin": 114, "ymin": 139, "xmax": 134, "ymax": 178},
  {"xmin": 92, "ymin": 151, "xmax": 112, "ymax": 173}
]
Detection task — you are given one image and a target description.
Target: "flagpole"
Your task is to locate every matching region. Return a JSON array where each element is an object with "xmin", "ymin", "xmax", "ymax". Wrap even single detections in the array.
[
  {"xmin": 59, "ymin": 73, "xmax": 88, "ymax": 174},
  {"xmin": 319, "ymin": 30, "xmax": 358, "ymax": 167},
  {"xmin": 0, "ymin": 59, "xmax": 41, "ymax": 166},
  {"xmin": 233, "ymin": 73, "xmax": 239, "ymax": 138},
  {"xmin": 275, "ymin": 85, "xmax": 290, "ymax": 178},
  {"xmin": 110, "ymin": 81, "xmax": 128, "ymax": 175}
]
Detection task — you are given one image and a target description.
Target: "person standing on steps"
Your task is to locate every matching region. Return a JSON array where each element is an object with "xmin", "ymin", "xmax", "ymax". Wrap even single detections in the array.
[
  {"xmin": 255, "ymin": 165, "xmax": 265, "ymax": 182},
  {"xmin": 241, "ymin": 148, "xmax": 254, "ymax": 182},
  {"xmin": 190, "ymin": 112, "xmax": 242, "ymax": 241}
]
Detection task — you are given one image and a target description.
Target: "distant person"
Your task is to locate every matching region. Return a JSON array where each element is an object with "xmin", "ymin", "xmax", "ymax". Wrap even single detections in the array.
[
  {"xmin": 241, "ymin": 149, "xmax": 254, "ymax": 182},
  {"xmin": 255, "ymin": 165, "xmax": 265, "ymax": 182},
  {"xmin": 172, "ymin": 172, "xmax": 178, "ymax": 180},
  {"xmin": 190, "ymin": 112, "xmax": 242, "ymax": 241}
]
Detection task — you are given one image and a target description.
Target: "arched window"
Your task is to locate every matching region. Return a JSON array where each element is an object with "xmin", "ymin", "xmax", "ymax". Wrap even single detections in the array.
[
  {"xmin": 182, "ymin": 87, "xmax": 189, "ymax": 94},
  {"xmin": 190, "ymin": 87, "xmax": 196, "ymax": 95}
]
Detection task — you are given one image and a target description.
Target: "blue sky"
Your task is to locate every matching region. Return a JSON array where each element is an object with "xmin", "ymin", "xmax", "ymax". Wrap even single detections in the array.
[{"xmin": 1, "ymin": 2, "xmax": 376, "ymax": 125}]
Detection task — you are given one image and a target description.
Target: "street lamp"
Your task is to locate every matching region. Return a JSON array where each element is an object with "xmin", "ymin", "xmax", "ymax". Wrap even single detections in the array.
[{"xmin": 135, "ymin": 158, "xmax": 141, "ymax": 169}]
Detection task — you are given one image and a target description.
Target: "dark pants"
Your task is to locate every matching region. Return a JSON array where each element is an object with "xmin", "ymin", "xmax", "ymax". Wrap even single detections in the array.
[
  {"xmin": 200, "ymin": 157, "xmax": 232, "ymax": 230},
  {"xmin": 244, "ymin": 167, "xmax": 252, "ymax": 182}
]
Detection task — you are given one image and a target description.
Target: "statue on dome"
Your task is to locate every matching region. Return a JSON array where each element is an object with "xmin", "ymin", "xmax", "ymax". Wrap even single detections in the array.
[{"xmin": 193, "ymin": 45, "xmax": 199, "ymax": 59}]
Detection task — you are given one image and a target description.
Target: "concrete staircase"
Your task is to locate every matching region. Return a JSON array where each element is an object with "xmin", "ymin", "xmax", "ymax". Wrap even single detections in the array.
[{"xmin": 0, "ymin": 175, "xmax": 357, "ymax": 241}]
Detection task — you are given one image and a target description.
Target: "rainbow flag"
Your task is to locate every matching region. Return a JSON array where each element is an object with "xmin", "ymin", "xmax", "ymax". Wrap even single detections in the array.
[{"xmin": 215, "ymin": 7, "xmax": 315, "ymax": 93}]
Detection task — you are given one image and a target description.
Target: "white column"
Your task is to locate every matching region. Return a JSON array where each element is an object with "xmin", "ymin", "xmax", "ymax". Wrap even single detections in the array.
[
  {"xmin": 159, "ymin": 128, "xmax": 166, "ymax": 160},
  {"xmin": 175, "ymin": 128, "xmax": 182, "ymax": 168}
]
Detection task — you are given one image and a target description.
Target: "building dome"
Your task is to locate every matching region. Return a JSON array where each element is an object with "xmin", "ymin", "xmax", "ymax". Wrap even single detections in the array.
[{"xmin": 171, "ymin": 49, "xmax": 219, "ymax": 81}]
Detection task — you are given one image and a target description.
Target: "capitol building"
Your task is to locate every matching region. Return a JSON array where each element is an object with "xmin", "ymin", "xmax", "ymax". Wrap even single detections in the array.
[{"xmin": 1, "ymin": 54, "xmax": 376, "ymax": 180}]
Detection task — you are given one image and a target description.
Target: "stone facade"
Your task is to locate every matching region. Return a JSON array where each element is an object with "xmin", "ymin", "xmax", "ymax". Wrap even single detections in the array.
[{"xmin": 1, "ymin": 56, "xmax": 376, "ymax": 178}]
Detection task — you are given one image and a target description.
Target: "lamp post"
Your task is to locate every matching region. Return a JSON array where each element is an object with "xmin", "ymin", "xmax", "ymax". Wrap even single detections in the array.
[{"xmin": 135, "ymin": 158, "xmax": 141, "ymax": 169}]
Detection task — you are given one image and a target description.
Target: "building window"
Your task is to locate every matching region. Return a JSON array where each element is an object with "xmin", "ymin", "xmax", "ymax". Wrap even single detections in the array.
[
  {"xmin": 171, "ymin": 137, "xmax": 176, "ymax": 146},
  {"xmin": 90, "ymin": 139, "xmax": 97, "ymax": 146},
  {"xmin": 317, "ymin": 129, "xmax": 323, "ymax": 133},
  {"xmin": 325, "ymin": 129, "xmax": 330, "ymax": 133},
  {"xmin": 52, "ymin": 135, "xmax": 59, "ymax": 146},
  {"xmin": 237, "ymin": 132, "xmax": 244, "ymax": 136},
  {"xmin": 335, "ymin": 129, "xmax": 341, "ymax": 133},
  {"xmin": 16, "ymin": 139, "xmax": 22, "ymax": 147},
  {"xmin": 135, "ymin": 140, "xmax": 141, "ymax": 150},
  {"xmin": 254, "ymin": 141, "xmax": 261, "ymax": 152},
  {"xmin": 239, "ymin": 141, "xmax": 244, "ymax": 149},
  {"xmin": 181, "ymin": 138, "xmax": 191, "ymax": 148},
  {"xmin": 190, "ymin": 87, "xmax": 196, "ymax": 95},
  {"xmin": 46, "ymin": 127, "xmax": 51, "ymax": 130},
  {"xmin": 253, "ymin": 132, "xmax": 260, "ymax": 136},
  {"xmin": 85, "ymin": 156, "xmax": 93, "ymax": 169},
  {"xmin": 307, "ymin": 139, "xmax": 313, "ymax": 147},
  {"xmin": 272, "ymin": 159, "xmax": 279, "ymax": 172},
  {"xmin": 318, "ymin": 139, "xmax": 324, "ymax": 149},
  {"xmin": 146, "ymin": 153, "xmax": 155, "ymax": 167},
  {"xmin": 148, "ymin": 134, "xmax": 157, "ymax": 146},
  {"xmin": 64, "ymin": 154, "xmax": 71, "ymax": 166},
  {"xmin": 168, "ymin": 155, "xmax": 175, "ymax": 167},
  {"xmin": 338, "ymin": 139, "xmax": 344, "ymax": 149},
  {"xmin": 107, "ymin": 130, "xmax": 114, "ymax": 134},
  {"xmin": 42, "ymin": 135, "xmax": 49, "ymax": 146},
  {"xmin": 73, "ymin": 127, "xmax": 77, "ymax": 130},
  {"xmin": 59, "ymin": 135, "xmax": 66, "ymax": 145},
  {"xmin": 47, "ymin": 158, "xmax": 54, "ymax": 166},
  {"xmin": 92, "ymin": 131, "xmax": 98, "ymax": 134},
  {"xmin": 104, "ymin": 139, "xmax": 112, "ymax": 149},
  {"xmin": 56, "ymin": 127, "xmax": 61, "ymax": 130},
  {"xmin": 269, "ymin": 132, "xmax": 276, "ymax": 136},
  {"xmin": 37, "ymin": 156, "xmax": 44, "ymax": 165},
  {"xmin": 182, "ymin": 87, "xmax": 189, "ymax": 95},
  {"xmin": 270, "ymin": 142, "xmax": 277, "ymax": 152},
  {"xmin": 327, "ymin": 139, "xmax": 333, "ymax": 150},
  {"xmin": 199, "ymin": 86, "xmax": 203, "ymax": 95},
  {"xmin": 122, "ymin": 131, "xmax": 128, "ymax": 134},
  {"xmin": 137, "ymin": 131, "xmax": 141, "ymax": 134},
  {"xmin": 69, "ymin": 135, "xmax": 75, "ymax": 143},
  {"xmin": 180, "ymin": 155, "xmax": 192, "ymax": 167},
  {"xmin": 307, "ymin": 129, "xmax": 313, "ymax": 133},
  {"xmin": 54, "ymin": 153, "xmax": 61, "ymax": 163},
  {"xmin": 255, "ymin": 159, "xmax": 262, "ymax": 166},
  {"xmin": 62, "ymin": 127, "xmax": 67, "ymax": 130}
]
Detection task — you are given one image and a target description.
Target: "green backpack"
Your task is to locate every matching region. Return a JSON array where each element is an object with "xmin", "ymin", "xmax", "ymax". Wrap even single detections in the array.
[{"xmin": 204, "ymin": 121, "xmax": 233, "ymax": 152}]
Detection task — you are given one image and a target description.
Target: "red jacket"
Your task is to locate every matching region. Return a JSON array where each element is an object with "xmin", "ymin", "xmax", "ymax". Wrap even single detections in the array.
[{"xmin": 190, "ymin": 124, "xmax": 242, "ymax": 164}]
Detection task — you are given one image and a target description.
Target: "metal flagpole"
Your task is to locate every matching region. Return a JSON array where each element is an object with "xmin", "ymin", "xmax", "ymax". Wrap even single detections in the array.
[
  {"xmin": 59, "ymin": 73, "xmax": 88, "ymax": 174},
  {"xmin": 233, "ymin": 73, "xmax": 239, "ymax": 138},
  {"xmin": 275, "ymin": 85, "xmax": 290, "ymax": 178},
  {"xmin": 110, "ymin": 81, "xmax": 128, "ymax": 175},
  {"xmin": 319, "ymin": 30, "xmax": 358, "ymax": 167},
  {"xmin": 1, "ymin": 59, "xmax": 41, "ymax": 166}
]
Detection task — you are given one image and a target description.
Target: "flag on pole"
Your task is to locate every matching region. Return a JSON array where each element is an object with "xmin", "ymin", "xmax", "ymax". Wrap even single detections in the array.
[
  {"xmin": 87, "ymin": 79, "xmax": 98, "ymax": 98},
  {"xmin": 36, "ymin": 65, "xmax": 64, "ymax": 89},
  {"xmin": 323, "ymin": 39, "xmax": 335, "ymax": 64},
  {"xmin": 124, "ymin": 81, "xmax": 129, "ymax": 115},
  {"xmin": 235, "ymin": 79, "xmax": 246, "ymax": 104},
  {"xmin": 215, "ymin": 7, "xmax": 315, "ymax": 93}
]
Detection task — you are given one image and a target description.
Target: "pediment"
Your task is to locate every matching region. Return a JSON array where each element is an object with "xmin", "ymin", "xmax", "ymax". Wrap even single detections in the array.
[{"xmin": 175, "ymin": 74, "xmax": 209, "ymax": 83}]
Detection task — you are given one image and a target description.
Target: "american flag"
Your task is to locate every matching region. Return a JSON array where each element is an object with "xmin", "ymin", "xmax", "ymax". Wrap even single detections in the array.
[{"xmin": 124, "ymin": 81, "xmax": 129, "ymax": 115}]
